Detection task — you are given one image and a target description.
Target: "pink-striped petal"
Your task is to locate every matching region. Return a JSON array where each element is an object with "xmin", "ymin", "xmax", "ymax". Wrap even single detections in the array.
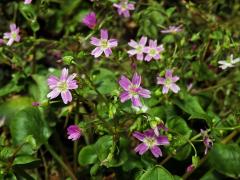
[
  {"xmin": 150, "ymin": 146, "xmax": 162, "ymax": 157},
  {"xmin": 61, "ymin": 90, "xmax": 72, "ymax": 104}
]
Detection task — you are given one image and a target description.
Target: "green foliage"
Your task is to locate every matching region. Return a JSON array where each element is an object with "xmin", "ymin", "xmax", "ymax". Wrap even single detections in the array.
[
  {"xmin": 208, "ymin": 143, "xmax": 240, "ymax": 178},
  {"xmin": 138, "ymin": 166, "xmax": 174, "ymax": 180}
]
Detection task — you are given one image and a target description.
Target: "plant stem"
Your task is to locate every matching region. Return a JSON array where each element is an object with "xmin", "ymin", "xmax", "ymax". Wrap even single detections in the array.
[
  {"xmin": 44, "ymin": 143, "xmax": 77, "ymax": 180},
  {"xmin": 182, "ymin": 130, "xmax": 239, "ymax": 179}
]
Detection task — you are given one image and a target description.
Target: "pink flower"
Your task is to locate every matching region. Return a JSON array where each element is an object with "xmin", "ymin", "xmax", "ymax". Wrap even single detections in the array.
[
  {"xmin": 0, "ymin": 39, "xmax": 4, "ymax": 46},
  {"xmin": 200, "ymin": 129, "xmax": 213, "ymax": 155},
  {"xmin": 67, "ymin": 125, "xmax": 81, "ymax": 141},
  {"xmin": 32, "ymin": 102, "xmax": 40, "ymax": 106},
  {"xmin": 3, "ymin": 24, "xmax": 21, "ymax": 46},
  {"xmin": 119, "ymin": 73, "xmax": 151, "ymax": 107},
  {"xmin": 90, "ymin": 29, "xmax": 118, "ymax": 58},
  {"xmin": 24, "ymin": 0, "xmax": 32, "ymax": 4},
  {"xmin": 82, "ymin": 12, "xmax": 97, "ymax": 29},
  {"xmin": 186, "ymin": 164, "xmax": 195, "ymax": 173},
  {"xmin": 143, "ymin": 40, "xmax": 164, "ymax": 61},
  {"xmin": 133, "ymin": 129, "xmax": 169, "ymax": 158},
  {"xmin": 157, "ymin": 70, "xmax": 180, "ymax": 94},
  {"xmin": 113, "ymin": 1, "xmax": 135, "ymax": 17},
  {"xmin": 127, "ymin": 36, "xmax": 147, "ymax": 61},
  {"xmin": 47, "ymin": 68, "xmax": 78, "ymax": 104},
  {"xmin": 161, "ymin": 25, "xmax": 183, "ymax": 34}
]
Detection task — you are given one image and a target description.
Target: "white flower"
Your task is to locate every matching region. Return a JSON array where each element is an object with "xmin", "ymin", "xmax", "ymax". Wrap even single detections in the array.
[{"xmin": 218, "ymin": 54, "xmax": 240, "ymax": 69}]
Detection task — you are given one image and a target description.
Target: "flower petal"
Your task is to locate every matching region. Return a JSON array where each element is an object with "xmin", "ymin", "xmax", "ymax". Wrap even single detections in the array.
[
  {"xmin": 156, "ymin": 135, "xmax": 170, "ymax": 145},
  {"xmin": 101, "ymin": 29, "xmax": 108, "ymax": 39},
  {"xmin": 131, "ymin": 96, "xmax": 142, "ymax": 107},
  {"xmin": 139, "ymin": 36, "xmax": 147, "ymax": 46},
  {"xmin": 162, "ymin": 86, "xmax": 169, "ymax": 94},
  {"xmin": 61, "ymin": 90, "xmax": 72, "ymax": 104},
  {"xmin": 132, "ymin": 131, "xmax": 145, "ymax": 141},
  {"xmin": 120, "ymin": 91, "xmax": 131, "ymax": 102},
  {"xmin": 157, "ymin": 77, "xmax": 165, "ymax": 85},
  {"xmin": 90, "ymin": 37, "xmax": 100, "ymax": 46},
  {"xmin": 91, "ymin": 47, "xmax": 103, "ymax": 58},
  {"xmin": 134, "ymin": 143, "xmax": 148, "ymax": 155},
  {"xmin": 47, "ymin": 88, "xmax": 60, "ymax": 99},
  {"xmin": 138, "ymin": 88, "xmax": 151, "ymax": 98},
  {"xmin": 109, "ymin": 39, "xmax": 118, "ymax": 47},
  {"xmin": 132, "ymin": 73, "xmax": 141, "ymax": 87},
  {"xmin": 60, "ymin": 68, "xmax": 69, "ymax": 81},
  {"xmin": 165, "ymin": 70, "xmax": 173, "ymax": 79},
  {"xmin": 150, "ymin": 146, "xmax": 162, "ymax": 157},
  {"xmin": 128, "ymin": 40, "xmax": 138, "ymax": 48},
  {"xmin": 119, "ymin": 75, "xmax": 132, "ymax": 91},
  {"xmin": 170, "ymin": 83, "xmax": 180, "ymax": 93},
  {"xmin": 48, "ymin": 75, "xmax": 59, "ymax": 89},
  {"xmin": 104, "ymin": 48, "xmax": 112, "ymax": 57}
]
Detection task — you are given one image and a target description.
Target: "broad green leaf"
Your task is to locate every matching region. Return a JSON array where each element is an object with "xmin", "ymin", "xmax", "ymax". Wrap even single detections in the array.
[
  {"xmin": 173, "ymin": 94, "xmax": 211, "ymax": 122},
  {"xmin": 167, "ymin": 117, "xmax": 192, "ymax": 160},
  {"xmin": 78, "ymin": 145, "xmax": 98, "ymax": 166},
  {"xmin": 92, "ymin": 68, "xmax": 117, "ymax": 95},
  {"xmin": 208, "ymin": 143, "xmax": 240, "ymax": 178},
  {"xmin": 9, "ymin": 107, "xmax": 48, "ymax": 151},
  {"xmin": 0, "ymin": 96, "xmax": 33, "ymax": 124},
  {"xmin": 13, "ymin": 155, "xmax": 41, "ymax": 168},
  {"xmin": 139, "ymin": 166, "xmax": 174, "ymax": 180}
]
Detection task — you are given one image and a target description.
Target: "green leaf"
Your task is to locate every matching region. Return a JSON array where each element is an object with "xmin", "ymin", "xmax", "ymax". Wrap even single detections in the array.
[
  {"xmin": 167, "ymin": 116, "xmax": 192, "ymax": 160},
  {"xmin": 173, "ymin": 94, "xmax": 211, "ymax": 122},
  {"xmin": 78, "ymin": 145, "xmax": 98, "ymax": 166},
  {"xmin": 13, "ymin": 155, "xmax": 41, "ymax": 168},
  {"xmin": 139, "ymin": 166, "xmax": 174, "ymax": 180},
  {"xmin": 208, "ymin": 143, "xmax": 240, "ymax": 178},
  {"xmin": 9, "ymin": 107, "xmax": 48, "ymax": 151},
  {"xmin": 0, "ymin": 96, "xmax": 33, "ymax": 123},
  {"xmin": 92, "ymin": 68, "xmax": 117, "ymax": 95},
  {"xmin": 29, "ymin": 75, "xmax": 48, "ymax": 102}
]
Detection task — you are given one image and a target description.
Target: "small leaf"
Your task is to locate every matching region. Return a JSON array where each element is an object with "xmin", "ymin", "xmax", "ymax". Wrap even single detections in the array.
[
  {"xmin": 139, "ymin": 166, "xmax": 174, "ymax": 180},
  {"xmin": 78, "ymin": 145, "xmax": 98, "ymax": 166}
]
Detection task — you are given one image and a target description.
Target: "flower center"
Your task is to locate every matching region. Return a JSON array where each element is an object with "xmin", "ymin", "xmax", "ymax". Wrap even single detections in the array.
[
  {"xmin": 11, "ymin": 32, "xmax": 17, "ymax": 40},
  {"xmin": 149, "ymin": 48, "xmax": 157, "ymax": 56},
  {"xmin": 165, "ymin": 78, "xmax": 172, "ymax": 86},
  {"xmin": 100, "ymin": 39, "xmax": 109, "ymax": 49},
  {"xmin": 136, "ymin": 45, "xmax": 143, "ymax": 53},
  {"xmin": 57, "ymin": 81, "xmax": 68, "ymax": 92},
  {"xmin": 144, "ymin": 137, "xmax": 156, "ymax": 148},
  {"xmin": 128, "ymin": 85, "xmax": 138, "ymax": 95},
  {"xmin": 121, "ymin": 3, "xmax": 128, "ymax": 10}
]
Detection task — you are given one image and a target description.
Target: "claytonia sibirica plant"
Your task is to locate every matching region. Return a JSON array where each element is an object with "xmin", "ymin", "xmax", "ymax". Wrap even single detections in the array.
[
  {"xmin": 82, "ymin": 12, "xmax": 97, "ymax": 29},
  {"xmin": 67, "ymin": 125, "xmax": 82, "ymax": 141},
  {"xmin": 113, "ymin": 1, "xmax": 135, "ymax": 17},
  {"xmin": 161, "ymin": 25, "xmax": 183, "ymax": 34},
  {"xmin": 157, "ymin": 70, "xmax": 180, "ymax": 94},
  {"xmin": 218, "ymin": 54, "xmax": 240, "ymax": 69},
  {"xmin": 47, "ymin": 68, "xmax": 78, "ymax": 104},
  {"xmin": 127, "ymin": 36, "xmax": 147, "ymax": 61},
  {"xmin": 119, "ymin": 73, "xmax": 151, "ymax": 107},
  {"xmin": 90, "ymin": 29, "xmax": 118, "ymax": 58},
  {"xmin": 133, "ymin": 129, "xmax": 169, "ymax": 158},
  {"xmin": 144, "ymin": 40, "xmax": 164, "ymax": 61},
  {"xmin": 3, "ymin": 24, "xmax": 20, "ymax": 46}
]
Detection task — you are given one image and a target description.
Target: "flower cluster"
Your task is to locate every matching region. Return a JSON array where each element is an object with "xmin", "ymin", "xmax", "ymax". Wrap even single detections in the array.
[{"xmin": 127, "ymin": 37, "xmax": 164, "ymax": 61}]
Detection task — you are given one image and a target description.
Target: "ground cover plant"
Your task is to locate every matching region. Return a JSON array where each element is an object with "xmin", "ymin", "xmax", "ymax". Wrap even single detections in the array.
[{"xmin": 0, "ymin": 0, "xmax": 240, "ymax": 179}]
